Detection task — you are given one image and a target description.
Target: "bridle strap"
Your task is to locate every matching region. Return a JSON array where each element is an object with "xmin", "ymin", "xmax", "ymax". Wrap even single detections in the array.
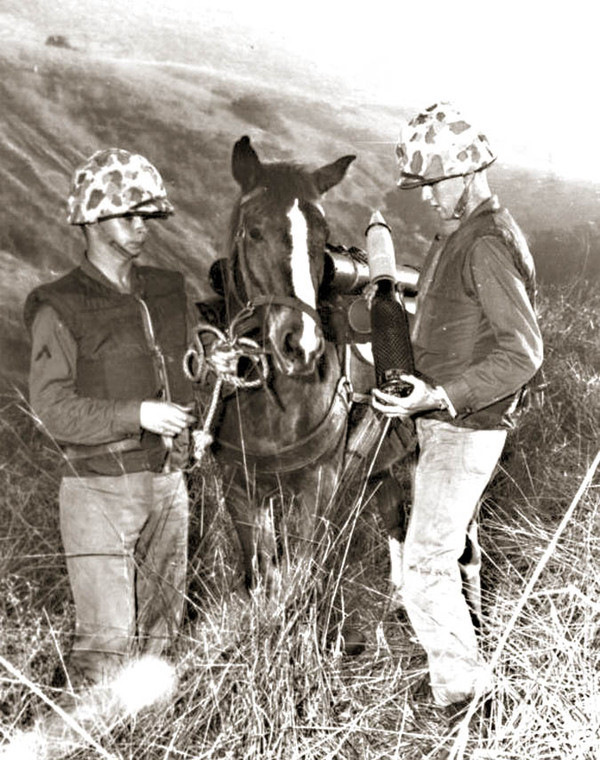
[{"xmin": 249, "ymin": 294, "xmax": 321, "ymax": 325}]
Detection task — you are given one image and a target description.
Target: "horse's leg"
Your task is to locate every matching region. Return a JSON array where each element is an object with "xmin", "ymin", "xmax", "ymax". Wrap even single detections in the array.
[
  {"xmin": 229, "ymin": 454, "xmax": 344, "ymax": 603},
  {"xmin": 286, "ymin": 444, "xmax": 370, "ymax": 653},
  {"xmin": 254, "ymin": 496, "xmax": 284, "ymax": 596},
  {"xmin": 344, "ymin": 398, "xmax": 417, "ymax": 610},
  {"xmin": 220, "ymin": 465, "xmax": 261, "ymax": 591},
  {"xmin": 370, "ymin": 470, "xmax": 409, "ymax": 610},
  {"xmin": 367, "ymin": 428, "xmax": 415, "ymax": 612},
  {"xmin": 275, "ymin": 461, "xmax": 336, "ymax": 584},
  {"xmin": 221, "ymin": 458, "xmax": 328, "ymax": 598},
  {"xmin": 221, "ymin": 464, "xmax": 285, "ymax": 594}
]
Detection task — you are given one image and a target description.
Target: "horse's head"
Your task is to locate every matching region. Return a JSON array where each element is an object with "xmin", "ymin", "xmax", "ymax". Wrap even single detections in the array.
[{"xmin": 228, "ymin": 136, "xmax": 355, "ymax": 377}]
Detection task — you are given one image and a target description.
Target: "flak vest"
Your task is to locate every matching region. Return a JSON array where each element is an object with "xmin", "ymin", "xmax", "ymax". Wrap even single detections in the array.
[
  {"xmin": 413, "ymin": 202, "xmax": 537, "ymax": 430},
  {"xmin": 25, "ymin": 265, "xmax": 193, "ymax": 474}
]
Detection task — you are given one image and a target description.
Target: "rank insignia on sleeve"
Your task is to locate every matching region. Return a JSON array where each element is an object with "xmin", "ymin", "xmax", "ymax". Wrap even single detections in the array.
[{"xmin": 35, "ymin": 345, "xmax": 52, "ymax": 361}]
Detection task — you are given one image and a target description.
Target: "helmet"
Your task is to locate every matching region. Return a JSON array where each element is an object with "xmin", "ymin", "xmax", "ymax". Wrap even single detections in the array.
[
  {"xmin": 396, "ymin": 103, "xmax": 496, "ymax": 189},
  {"xmin": 67, "ymin": 148, "xmax": 174, "ymax": 224}
]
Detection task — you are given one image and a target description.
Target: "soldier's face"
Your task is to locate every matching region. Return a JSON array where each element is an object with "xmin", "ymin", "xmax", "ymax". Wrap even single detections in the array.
[
  {"xmin": 97, "ymin": 215, "xmax": 149, "ymax": 258},
  {"xmin": 421, "ymin": 178, "xmax": 464, "ymax": 220}
]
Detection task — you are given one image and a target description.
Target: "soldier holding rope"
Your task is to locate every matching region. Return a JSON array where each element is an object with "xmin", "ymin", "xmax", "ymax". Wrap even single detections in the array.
[{"xmin": 24, "ymin": 149, "xmax": 199, "ymax": 688}]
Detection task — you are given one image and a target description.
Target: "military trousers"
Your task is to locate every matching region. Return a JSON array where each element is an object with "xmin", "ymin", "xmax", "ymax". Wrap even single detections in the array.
[
  {"xmin": 403, "ymin": 418, "xmax": 506, "ymax": 707},
  {"xmin": 59, "ymin": 470, "xmax": 188, "ymax": 685}
]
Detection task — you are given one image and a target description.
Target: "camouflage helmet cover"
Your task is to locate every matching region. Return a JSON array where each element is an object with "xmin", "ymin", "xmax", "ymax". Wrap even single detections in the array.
[
  {"xmin": 396, "ymin": 103, "xmax": 496, "ymax": 189},
  {"xmin": 67, "ymin": 148, "xmax": 174, "ymax": 224}
]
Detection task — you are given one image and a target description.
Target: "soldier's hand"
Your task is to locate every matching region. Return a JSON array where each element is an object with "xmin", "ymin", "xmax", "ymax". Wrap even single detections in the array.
[
  {"xmin": 371, "ymin": 375, "xmax": 445, "ymax": 418},
  {"xmin": 140, "ymin": 401, "xmax": 196, "ymax": 436}
]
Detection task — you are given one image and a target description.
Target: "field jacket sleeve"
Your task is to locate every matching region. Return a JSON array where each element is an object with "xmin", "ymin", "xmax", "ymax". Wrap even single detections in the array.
[
  {"xmin": 28, "ymin": 304, "xmax": 141, "ymax": 445},
  {"xmin": 443, "ymin": 236, "xmax": 544, "ymax": 415}
]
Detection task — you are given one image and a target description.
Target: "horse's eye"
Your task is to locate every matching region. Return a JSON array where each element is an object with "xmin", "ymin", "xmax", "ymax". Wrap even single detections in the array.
[{"xmin": 249, "ymin": 227, "xmax": 263, "ymax": 241}]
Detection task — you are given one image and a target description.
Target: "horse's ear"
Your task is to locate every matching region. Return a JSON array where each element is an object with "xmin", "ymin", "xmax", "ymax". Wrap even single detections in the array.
[
  {"xmin": 313, "ymin": 155, "xmax": 356, "ymax": 195},
  {"xmin": 232, "ymin": 136, "xmax": 262, "ymax": 192}
]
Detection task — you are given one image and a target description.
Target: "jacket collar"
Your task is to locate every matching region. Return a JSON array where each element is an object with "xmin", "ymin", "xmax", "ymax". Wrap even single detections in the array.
[
  {"xmin": 465, "ymin": 194, "xmax": 500, "ymax": 222},
  {"xmin": 80, "ymin": 255, "xmax": 142, "ymax": 295}
]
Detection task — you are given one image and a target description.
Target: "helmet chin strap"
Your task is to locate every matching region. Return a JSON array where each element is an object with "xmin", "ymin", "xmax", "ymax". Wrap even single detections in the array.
[
  {"xmin": 451, "ymin": 173, "xmax": 475, "ymax": 220},
  {"xmin": 110, "ymin": 240, "xmax": 132, "ymax": 256}
]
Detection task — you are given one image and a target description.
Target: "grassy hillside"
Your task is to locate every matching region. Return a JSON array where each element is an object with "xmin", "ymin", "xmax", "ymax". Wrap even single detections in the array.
[{"xmin": 1, "ymin": 33, "xmax": 599, "ymax": 386}]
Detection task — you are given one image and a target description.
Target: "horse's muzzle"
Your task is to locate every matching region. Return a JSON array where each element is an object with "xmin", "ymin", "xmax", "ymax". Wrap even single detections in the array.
[{"xmin": 270, "ymin": 311, "xmax": 325, "ymax": 376}]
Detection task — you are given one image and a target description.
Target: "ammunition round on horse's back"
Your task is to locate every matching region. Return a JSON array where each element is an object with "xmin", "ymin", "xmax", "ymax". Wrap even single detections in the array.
[{"xmin": 365, "ymin": 210, "xmax": 396, "ymax": 283}]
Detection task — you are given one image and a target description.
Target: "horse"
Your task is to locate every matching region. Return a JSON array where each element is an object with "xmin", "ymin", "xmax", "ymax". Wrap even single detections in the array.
[{"xmin": 201, "ymin": 136, "xmax": 411, "ymax": 623}]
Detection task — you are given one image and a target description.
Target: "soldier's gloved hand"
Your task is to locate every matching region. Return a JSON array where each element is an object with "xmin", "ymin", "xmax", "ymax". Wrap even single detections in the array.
[
  {"xmin": 371, "ymin": 375, "xmax": 451, "ymax": 418},
  {"xmin": 207, "ymin": 343, "xmax": 240, "ymax": 377},
  {"xmin": 140, "ymin": 401, "xmax": 196, "ymax": 436}
]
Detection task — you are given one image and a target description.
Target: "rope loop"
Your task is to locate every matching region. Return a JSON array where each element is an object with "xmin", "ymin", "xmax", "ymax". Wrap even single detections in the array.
[
  {"xmin": 183, "ymin": 319, "xmax": 269, "ymax": 390},
  {"xmin": 184, "ymin": 312, "xmax": 270, "ymax": 467}
]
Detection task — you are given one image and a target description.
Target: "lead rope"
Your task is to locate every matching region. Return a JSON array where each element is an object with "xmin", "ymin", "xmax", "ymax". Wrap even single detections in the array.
[{"xmin": 183, "ymin": 309, "xmax": 269, "ymax": 467}]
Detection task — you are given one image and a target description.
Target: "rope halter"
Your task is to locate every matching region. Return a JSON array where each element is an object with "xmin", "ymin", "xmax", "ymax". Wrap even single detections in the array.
[{"xmin": 183, "ymin": 306, "xmax": 270, "ymax": 466}]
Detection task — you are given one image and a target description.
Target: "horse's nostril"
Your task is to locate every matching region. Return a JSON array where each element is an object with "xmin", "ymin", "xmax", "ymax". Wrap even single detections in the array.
[
  {"xmin": 282, "ymin": 331, "xmax": 324, "ymax": 369},
  {"xmin": 284, "ymin": 332, "xmax": 300, "ymax": 354}
]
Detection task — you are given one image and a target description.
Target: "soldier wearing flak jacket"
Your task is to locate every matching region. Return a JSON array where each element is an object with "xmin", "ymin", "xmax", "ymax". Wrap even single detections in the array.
[
  {"xmin": 372, "ymin": 104, "xmax": 543, "ymax": 710},
  {"xmin": 24, "ymin": 149, "xmax": 197, "ymax": 686}
]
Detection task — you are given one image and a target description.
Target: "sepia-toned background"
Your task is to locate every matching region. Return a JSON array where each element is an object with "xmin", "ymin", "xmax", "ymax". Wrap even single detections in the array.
[{"xmin": 1, "ymin": 0, "xmax": 598, "ymax": 386}]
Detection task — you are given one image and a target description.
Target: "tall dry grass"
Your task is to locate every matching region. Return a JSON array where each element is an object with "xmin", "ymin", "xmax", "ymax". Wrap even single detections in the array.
[{"xmin": 1, "ymin": 280, "xmax": 599, "ymax": 759}]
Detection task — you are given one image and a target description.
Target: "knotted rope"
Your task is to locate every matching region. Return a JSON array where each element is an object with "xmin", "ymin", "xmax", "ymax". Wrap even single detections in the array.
[{"xmin": 183, "ymin": 310, "xmax": 269, "ymax": 466}]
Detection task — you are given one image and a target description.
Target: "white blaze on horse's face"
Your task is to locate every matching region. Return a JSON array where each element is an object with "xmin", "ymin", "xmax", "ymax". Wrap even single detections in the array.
[{"xmin": 287, "ymin": 199, "xmax": 320, "ymax": 362}]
